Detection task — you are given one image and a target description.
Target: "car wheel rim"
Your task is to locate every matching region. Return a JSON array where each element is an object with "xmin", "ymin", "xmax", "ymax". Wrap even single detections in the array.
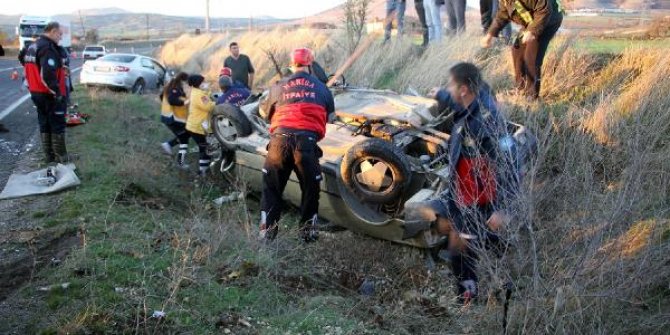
[
  {"xmin": 220, "ymin": 154, "xmax": 235, "ymax": 172},
  {"xmin": 352, "ymin": 157, "xmax": 395, "ymax": 195},
  {"xmin": 216, "ymin": 116, "xmax": 237, "ymax": 144}
]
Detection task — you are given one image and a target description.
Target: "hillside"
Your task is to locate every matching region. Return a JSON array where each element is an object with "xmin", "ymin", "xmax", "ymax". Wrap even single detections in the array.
[
  {"xmin": 302, "ymin": 0, "xmax": 670, "ymax": 26},
  {"xmin": 0, "ymin": 12, "xmax": 286, "ymax": 41},
  {"xmin": 570, "ymin": 0, "xmax": 670, "ymax": 8}
]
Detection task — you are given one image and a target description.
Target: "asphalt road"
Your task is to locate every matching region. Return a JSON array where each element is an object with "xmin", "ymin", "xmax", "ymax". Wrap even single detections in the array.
[{"xmin": 0, "ymin": 47, "xmax": 156, "ymax": 188}]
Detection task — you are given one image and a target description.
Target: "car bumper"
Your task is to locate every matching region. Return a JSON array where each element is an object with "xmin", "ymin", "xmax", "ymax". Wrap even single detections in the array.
[{"xmin": 80, "ymin": 71, "xmax": 133, "ymax": 90}]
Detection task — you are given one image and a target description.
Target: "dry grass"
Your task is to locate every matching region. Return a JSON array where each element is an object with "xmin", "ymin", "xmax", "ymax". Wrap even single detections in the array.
[
  {"xmin": 6, "ymin": 29, "xmax": 664, "ymax": 334},
  {"xmin": 157, "ymin": 29, "xmax": 670, "ymax": 334}
]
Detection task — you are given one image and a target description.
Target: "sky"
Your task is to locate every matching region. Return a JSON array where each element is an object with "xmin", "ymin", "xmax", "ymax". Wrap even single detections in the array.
[
  {"xmin": 2, "ymin": 0, "xmax": 347, "ymax": 19},
  {"xmin": 4, "ymin": 0, "xmax": 484, "ymax": 20}
]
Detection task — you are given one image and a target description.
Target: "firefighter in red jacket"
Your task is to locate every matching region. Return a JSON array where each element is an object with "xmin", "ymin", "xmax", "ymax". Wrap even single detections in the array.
[
  {"xmin": 21, "ymin": 22, "xmax": 69, "ymax": 163},
  {"xmin": 258, "ymin": 48, "xmax": 335, "ymax": 242}
]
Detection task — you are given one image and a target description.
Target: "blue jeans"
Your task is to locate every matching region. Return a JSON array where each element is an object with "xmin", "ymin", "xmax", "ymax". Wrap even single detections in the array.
[
  {"xmin": 423, "ymin": 0, "xmax": 443, "ymax": 42},
  {"xmin": 384, "ymin": 0, "xmax": 406, "ymax": 40},
  {"xmin": 444, "ymin": 0, "xmax": 466, "ymax": 35}
]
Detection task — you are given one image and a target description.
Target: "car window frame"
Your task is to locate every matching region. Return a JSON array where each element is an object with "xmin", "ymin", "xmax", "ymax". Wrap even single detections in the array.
[{"xmin": 140, "ymin": 57, "xmax": 155, "ymax": 69}]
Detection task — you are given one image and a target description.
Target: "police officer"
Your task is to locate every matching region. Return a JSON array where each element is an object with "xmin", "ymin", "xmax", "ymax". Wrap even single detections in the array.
[
  {"xmin": 22, "ymin": 22, "xmax": 69, "ymax": 163},
  {"xmin": 481, "ymin": 0, "xmax": 564, "ymax": 99},
  {"xmin": 258, "ymin": 48, "xmax": 335, "ymax": 242}
]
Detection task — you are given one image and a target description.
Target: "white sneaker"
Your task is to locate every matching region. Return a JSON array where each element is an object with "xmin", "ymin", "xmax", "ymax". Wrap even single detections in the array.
[{"xmin": 161, "ymin": 142, "xmax": 173, "ymax": 156}]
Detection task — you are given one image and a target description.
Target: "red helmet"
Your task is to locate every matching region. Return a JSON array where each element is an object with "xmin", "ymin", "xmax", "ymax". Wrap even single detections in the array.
[
  {"xmin": 291, "ymin": 48, "xmax": 314, "ymax": 67},
  {"xmin": 219, "ymin": 67, "xmax": 232, "ymax": 77}
]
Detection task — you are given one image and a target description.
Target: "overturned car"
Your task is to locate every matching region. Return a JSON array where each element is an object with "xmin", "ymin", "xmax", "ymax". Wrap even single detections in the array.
[{"xmin": 207, "ymin": 84, "xmax": 536, "ymax": 248}]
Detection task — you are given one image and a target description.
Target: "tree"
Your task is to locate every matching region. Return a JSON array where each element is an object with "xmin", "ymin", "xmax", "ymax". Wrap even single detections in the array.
[
  {"xmin": 343, "ymin": 0, "xmax": 370, "ymax": 54},
  {"xmin": 85, "ymin": 29, "xmax": 99, "ymax": 44}
]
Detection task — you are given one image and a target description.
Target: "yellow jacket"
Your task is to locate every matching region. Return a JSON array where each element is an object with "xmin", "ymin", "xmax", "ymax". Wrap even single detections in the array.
[
  {"xmin": 186, "ymin": 87, "xmax": 215, "ymax": 135},
  {"xmin": 160, "ymin": 88, "xmax": 189, "ymax": 122}
]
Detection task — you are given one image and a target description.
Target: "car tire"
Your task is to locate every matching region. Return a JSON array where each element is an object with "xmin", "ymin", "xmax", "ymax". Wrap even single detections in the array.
[
  {"xmin": 211, "ymin": 103, "xmax": 252, "ymax": 149},
  {"xmin": 340, "ymin": 138, "xmax": 411, "ymax": 204},
  {"xmin": 132, "ymin": 78, "xmax": 145, "ymax": 95}
]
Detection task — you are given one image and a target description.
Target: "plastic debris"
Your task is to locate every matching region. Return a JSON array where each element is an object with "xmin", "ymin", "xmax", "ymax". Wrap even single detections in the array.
[
  {"xmin": 151, "ymin": 310, "xmax": 166, "ymax": 319},
  {"xmin": 358, "ymin": 278, "xmax": 375, "ymax": 296},
  {"xmin": 38, "ymin": 282, "xmax": 70, "ymax": 292},
  {"xmin": 213, "ymin": 191, "xmax": 244, "ymax": 206}
]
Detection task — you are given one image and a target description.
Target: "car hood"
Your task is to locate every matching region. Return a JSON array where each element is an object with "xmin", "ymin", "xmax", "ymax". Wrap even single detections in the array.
[{"xmin": 334, "ymin": 88, "xmax": 438, "ymax": 127}]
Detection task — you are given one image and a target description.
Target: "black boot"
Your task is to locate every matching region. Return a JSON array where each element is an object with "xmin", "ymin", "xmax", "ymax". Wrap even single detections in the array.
[
  {"xmin": 40, "ymin": 133, "xmax": 55, "ymax": 163},
  {"xmin": 52, "ymin": 133, "xmax": 69, "ymax": 164}
]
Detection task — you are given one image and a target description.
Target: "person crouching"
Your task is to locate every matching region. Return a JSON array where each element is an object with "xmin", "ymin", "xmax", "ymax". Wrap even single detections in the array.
[
  {"xmin": 185, "ymin": 74, "xmax": 215, "ymax": 176},
  {"xmin": 160, "ymin": 72, "xmax": 191, "ymax": 168}
]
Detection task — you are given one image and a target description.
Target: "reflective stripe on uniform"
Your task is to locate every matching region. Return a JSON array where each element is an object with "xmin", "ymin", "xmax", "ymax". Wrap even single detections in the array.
[{"xmin": 514, "ymin": 0, "xmax": 533, "ymax": 24}]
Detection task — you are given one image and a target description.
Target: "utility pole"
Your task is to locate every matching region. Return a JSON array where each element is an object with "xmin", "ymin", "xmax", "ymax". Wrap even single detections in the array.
[
  {"xmin": 145, "ymin": 14, "xmax": 150, "ymax": 40},
  {"xmin": 205, "ymin": 0, "xmax": 211, "ymax": 32},
  {"xmin": 78, "ymin": 10, "xmax": 86, "ymax": 39}
]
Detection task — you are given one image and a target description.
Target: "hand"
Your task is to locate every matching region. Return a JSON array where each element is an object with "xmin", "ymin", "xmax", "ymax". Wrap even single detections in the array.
[
  {"xmin": 480, "ymin": 34, "xmax": 494, "ymax": 48},
  {"xmin": 487, "ymin": 211, "xmax": 511, "ymax": 231},
  {"xmin": 521, "ymin": 31, "xmax": 536, "ymax": 44},
  {"xmin": 427, "ymin": 87, "xmax": 441, "ymax": 99}
]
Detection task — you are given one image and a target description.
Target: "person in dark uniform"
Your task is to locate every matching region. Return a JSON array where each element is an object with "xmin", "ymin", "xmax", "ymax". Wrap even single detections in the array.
[
  {"xmin": 481, "ymin": 0, "xmax": 564, "ymax": 99},
  {"xmin": 419, "ymin": 63, "xmax": 515, "ymax": 304},
  {"xmin": 216, "ymin": 76, "xmax": 250, "ymax": 107},
  {"xmin": 258, "ymin": 48, "xmax": 335, "ymax": 242},
  {"xmin": 22, "ymin": 22, "xmax": 69, "ymax": 164}
]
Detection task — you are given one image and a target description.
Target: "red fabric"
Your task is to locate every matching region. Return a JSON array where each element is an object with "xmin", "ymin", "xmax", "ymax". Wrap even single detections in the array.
[
  {"xmin": 270, "ymin": 102, "xmax": 327, "ymax": 139},
  {"xmin": 291, "ymin": 48, "xmax": 314, "ymax": 66},
  {"xmin": 455, "ymin": 157, "xmax": 497, "ymax": 207},
  {"xmin": 24, "ymin": 62, "xmax": 66, "ymax": 95},
  {"xmin": 220, "ymin": 67, "xmax": 232, "ymax": 77}
]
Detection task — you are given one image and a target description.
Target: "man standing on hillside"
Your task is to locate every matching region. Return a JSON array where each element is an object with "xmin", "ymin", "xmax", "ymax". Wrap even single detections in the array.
[
  {"xmin": 481, "ymin": 0, "xmax": 564, "ymax": 99},
  {"xmin": 414, "ymin": 0, "xmax": 429, "ymax": 46},
  {"xmin": 223, "ymin": 42, "xmax": 255, "ymax": 90},
  {"xmin": 444, "ymin": 0, "xmax": 466, "ymax": 36},
  {"xmin": 384, "ymin": 0, "xmax": 407, "ymax": 42},
  {"xmin": 22, "ymin": 22, "xmax": 69, "ymax": 164},
  {"xmin": 258, "ymin": 48, "xmax": 335, "ymax": 243}
]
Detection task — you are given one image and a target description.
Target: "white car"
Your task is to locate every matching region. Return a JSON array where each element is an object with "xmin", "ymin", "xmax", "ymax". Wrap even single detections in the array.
[
  {"xmin": 82, "ymin": 45, "xmax": 106, "ymax": 59},
  {"xmin": 80, "ymin": 54, "xmax": 169, "ymax": 94}
]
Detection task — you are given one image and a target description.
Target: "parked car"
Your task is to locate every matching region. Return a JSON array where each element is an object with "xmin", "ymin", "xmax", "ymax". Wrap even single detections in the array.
[
  {"xmin": 82, "ymin": 45, "xmax": 106, "ymax": 59},
  {"xmin": 206, "ymin": 82, "xmax": 537, "ymax": 249},
  {"xmin": 80, "ymin": 53, "xmax": 169, "ymax": 94}
]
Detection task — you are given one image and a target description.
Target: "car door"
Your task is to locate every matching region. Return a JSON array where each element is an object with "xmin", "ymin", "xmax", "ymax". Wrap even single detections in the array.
[
  {"xmin": 139, "ymin": 58, "xmax": 158, "ymax": 89},
  {"xmin": 151, "ymin": 60, "xmax": 167, "ymax": 86}
]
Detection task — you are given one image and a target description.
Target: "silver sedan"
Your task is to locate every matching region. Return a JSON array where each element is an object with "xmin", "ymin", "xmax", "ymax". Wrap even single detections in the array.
[{"xmin": 80, "ymin": 53, "xmax": 169, "ymax": 94}]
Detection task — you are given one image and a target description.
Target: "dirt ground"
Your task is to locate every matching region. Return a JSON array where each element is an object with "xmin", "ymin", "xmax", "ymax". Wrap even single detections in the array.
[{"xmin": 0, "ymin": 133, "xmax": 80, "ymax": 332}]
